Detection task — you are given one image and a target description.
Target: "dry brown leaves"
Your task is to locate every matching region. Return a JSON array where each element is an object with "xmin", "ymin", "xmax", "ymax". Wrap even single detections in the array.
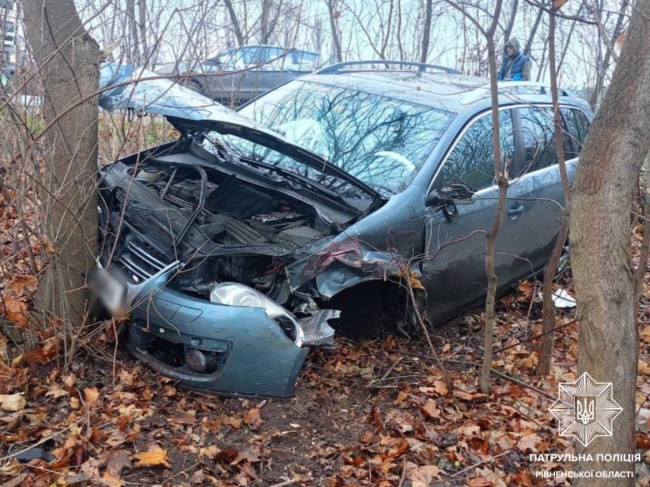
[{"xmin": 5, "ymin": 217, "xmax": 650, "ymax": 485}]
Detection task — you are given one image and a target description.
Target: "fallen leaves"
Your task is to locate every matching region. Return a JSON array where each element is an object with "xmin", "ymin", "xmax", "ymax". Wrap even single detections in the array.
[
  {"xmin": 0, "ymin": 393, "xmax": 25, "ymax": 412},
  {"xmin": 133, "ymin": 445, "xmax": 171, "ymax": 468},
  {"xmin": 244, "ymin": 407, "xmax": 263, "ymax": 430},
  {"xmin": 103, "ymin": 449, "xmax": 131, "ymax": 477},
  {"xmin": 407, "ymin": 463, "xmax": 441, "ymax": 487},
  {"xmin": 1, "ymin": 275, "xmax": 38, "ymax": 328},
  {"xmin": 640, "ymin": 359, "xmax": 650, "ymax": 376},
  {"xmin": 419, "ymin": 399, "xmax": 440, "ymax": 419},
  {"xmin": 516, "ymin": 433, "xmax": 541, "ymax": 453},
  {"xmin": 84, "ymin": 387, "xmax": 100, "ymax": 405},
  {"xmin": 517, "ymin": 351, "xmax": 539, "ymax": 372}
]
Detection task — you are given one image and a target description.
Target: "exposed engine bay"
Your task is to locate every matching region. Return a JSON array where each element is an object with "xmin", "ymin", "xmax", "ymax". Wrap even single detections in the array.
[{"xmin": 98, "ymin": 140, "xmax": 371, "ymax": 313}]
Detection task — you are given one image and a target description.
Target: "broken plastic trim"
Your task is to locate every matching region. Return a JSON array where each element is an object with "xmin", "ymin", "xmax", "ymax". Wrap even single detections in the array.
[{"xmin": 90, "ymin": 259, "xmax": 182, "ymax": 316}]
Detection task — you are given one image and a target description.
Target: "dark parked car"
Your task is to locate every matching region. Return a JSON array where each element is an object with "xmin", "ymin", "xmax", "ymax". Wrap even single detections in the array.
[
  {"xmin": 157, "ymin": 45, "xmax": 318, "ymax": 105},
  {"xmin": 95, "ymin": 61, "xmax": 592, "ymax": 398}
]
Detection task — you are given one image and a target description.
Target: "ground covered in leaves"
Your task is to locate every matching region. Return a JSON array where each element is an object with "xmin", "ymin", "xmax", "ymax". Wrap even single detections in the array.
[{"xmin": 4, "ymin": 269, "xmax": 650, "ymax": 487}]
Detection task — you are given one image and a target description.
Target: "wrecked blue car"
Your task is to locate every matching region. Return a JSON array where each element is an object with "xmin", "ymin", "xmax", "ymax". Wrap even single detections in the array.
[{"xmin": 95, "ymin": 61, "xmax": 592, "ymax": 398}]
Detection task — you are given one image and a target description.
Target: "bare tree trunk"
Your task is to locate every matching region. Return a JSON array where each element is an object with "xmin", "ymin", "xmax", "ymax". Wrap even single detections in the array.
[
  {"xmin": 224, "ymin": 0, "xmax": 246, "ymax": 46},
  {"xmin": 326, "ymin": 0, "xmax": 343, "ymax": 63},
  {"xmin": 635, "ymin": 156, "xmax": 650, "ymax": 303},
  {"xmin": 138, "ymin": 0, "xmax": 149, "ymax": 66},
  {"xmin": 571, "ymin": 1, "xmax": 650, "ymax": 483},
  {"xmin": 22, "ymin": 0, "xmax": 100, "ymax": 358},
  {"xmin": 556, "ymin": 6, "xmax": 581, "ymax": 75},
  {"xmin": 419, "ymin": 0, "xmax": 433, "ymax": 63},
  {"xmin": 524, "ymin": 7, "xmax": 543, "ymax": 55},
  {"xmin": 538, "ymin": 8, "xmax": 571, "ymax": 377},
  {"xmin": 260, "ymin": 0, "xmax": 283, "ymax": 45},
  {"xmin": 588, "ymin": 0, "xmax": 628, "ymax": 109},
  {"xmin": 127, "ymin": 0, "xmax": 140, "ymax": 64},
  {"xmin": 480, "ymin": 29, "xmax": 506, "ymax": 394},
  {"xmin": 445, "ymin": 0, "xmax": 504, "ymax": 395},
  {"xmin": 536, "ymin": 35, "xmax": 549, "ymax": 81},
  {"xmin": 502, "ymin": 0, "xmax": 518, "ymax": 44},
  {"xmin": 396, "ymin": 0, "xmax": 405, "ymax": 61}
]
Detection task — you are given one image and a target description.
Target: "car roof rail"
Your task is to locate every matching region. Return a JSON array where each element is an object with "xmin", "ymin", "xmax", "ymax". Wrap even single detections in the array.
[
  {"xmin": 461, "ymin": 81, "xmax": 573, "ymax": 105},
  {"xmin": 314, "ymin": 60, "xmax": 461, "ymax": 75}
]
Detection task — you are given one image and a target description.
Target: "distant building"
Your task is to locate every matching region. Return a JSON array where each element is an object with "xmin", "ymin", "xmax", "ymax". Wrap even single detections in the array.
[{"xmin": 1, "ymin": 0, "xmax": 15, "ymax": 77}]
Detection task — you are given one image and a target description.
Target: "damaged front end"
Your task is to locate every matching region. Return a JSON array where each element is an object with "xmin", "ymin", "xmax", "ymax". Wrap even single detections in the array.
[{"xmin": 94, "ymin": 64, "xmax": 382, "ymax": 398}]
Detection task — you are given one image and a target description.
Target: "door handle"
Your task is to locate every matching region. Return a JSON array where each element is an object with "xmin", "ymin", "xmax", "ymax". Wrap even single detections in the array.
[{"xmin": 508, "ymin": 204, "xmax": 524, "ymax": 218}]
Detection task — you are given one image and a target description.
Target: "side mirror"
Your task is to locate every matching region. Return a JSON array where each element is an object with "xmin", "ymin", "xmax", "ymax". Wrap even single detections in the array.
[
  {"xmin": 426, "ymin": 184, "xmax": 475, "ymax": 220},
  {"xmin": 425, "ymin": 189, "xmax": 445, "ymax": 207},
  {"xmin": 426, "ymin": 184, "xmax": 475, "ymax": 207}
]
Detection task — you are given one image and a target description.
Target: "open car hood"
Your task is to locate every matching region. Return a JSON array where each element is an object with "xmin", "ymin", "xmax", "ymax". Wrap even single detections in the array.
[{"xmin": 99, "ymin": 63, "xmax": 381, "ymax": 199}]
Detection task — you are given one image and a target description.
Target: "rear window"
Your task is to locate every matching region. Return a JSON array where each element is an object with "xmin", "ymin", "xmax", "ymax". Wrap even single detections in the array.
[
  {"xmin": 519, "ymin": 107, "xmax": 558, "ymax": 173},
  {"xmin": 562, "ymin": 108, "xmax": 591, "ymax": 159}
]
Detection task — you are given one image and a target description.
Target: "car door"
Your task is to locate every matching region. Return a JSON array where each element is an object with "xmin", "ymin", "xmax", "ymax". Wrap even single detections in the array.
[
  {"xmin": 507, "ymin": 106, "xmax": 576, "ymax": 274},
  {"xmin": 251, "ymin": 47, "xmax": 296, "ymax": 97},
  {"xmin": 422, "ymin": 108, "xmax": 535, "ymax": 323}
]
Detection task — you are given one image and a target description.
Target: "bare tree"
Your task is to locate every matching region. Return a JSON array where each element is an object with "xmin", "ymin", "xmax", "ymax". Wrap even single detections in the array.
[
  {"xmin": 501, "ymin": 0, "xmax": 519, "ymax": 43},
  {"xmin": 586, "ymin": 0, "xmax": 629, "ymax": 108},
  {"xmin": 138, "ymin": 0, "xmax": 149, "ymax": 65},
  {"xmin": 524, "ymin": 7, "xmax": 543, "ymax": 55},
  {"xmin": 224, "ymin": 0, "xmax": 246, "ymax": 46},
  {"xmin": 538, "ymin": 3, "xmax": 571, "ymax": 377},
  {"xmin": 21, "ymin": 0, "xmax": 101, "ymax": 358},
  {"xmin": 260, "ymin": 0, "xmax": 284, "ymax": 44},
  {"xmin": 445, "ymin": 0, "xmax": 505, "ymax": 394},
  {"xmin": 127, "ymin": 0, "xmax": 140, "ymax": 63},
  {"xmin": 325, "ymin": 0, "xmax": 343, "ymax": 62},
  {"xmin": 571, "ymin": 0, "xmax": 650, "ymax": 483},
  {"xmin": 420, "ymin": 0, "xmax": 433, "ymax": 63}
]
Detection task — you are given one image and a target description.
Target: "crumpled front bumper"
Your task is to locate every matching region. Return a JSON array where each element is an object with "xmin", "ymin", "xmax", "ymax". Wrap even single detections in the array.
[
  {"xmin": 127, "ymin": 286, "xmax": 309, "ymax": 397},
  {"xmin": 92, "ymin": 264, "xmax": 334, "ymax": 398}
]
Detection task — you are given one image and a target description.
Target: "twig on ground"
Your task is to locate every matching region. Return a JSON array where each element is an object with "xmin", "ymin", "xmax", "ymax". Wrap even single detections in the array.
[
  {"xmin": 0, "ymin": 413, "xmax": 90, "ymax": 462},
  {"xmin": 397, "ymin": 455, "xmax": 408, "ymax": 487},
  {"xmin": 443, "ymin": 359, "xmax": 556, "ymax": 400},
  {"xmin": 268, "ymin": 479, "xmax": 297, "ymax": 487},
  {"xmin": 378, "ymin": 356, "xmax": 404, "ymax": 381},
  {"xmin": 450, "ymin": 450, "xmax": 510, "ymax": 477},
  {"xmin": 493, "ymin": 319, "xmax": 577, "ymax": 354}
]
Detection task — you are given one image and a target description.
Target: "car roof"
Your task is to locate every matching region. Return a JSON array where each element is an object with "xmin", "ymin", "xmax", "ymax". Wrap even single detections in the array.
[
  {"xmin": 297, "ymin": 67, "xmax": 590, "ymax": 115},
  {"xmin": 224, "ymin": 45, "xmax": 319, "ymax": 55}
]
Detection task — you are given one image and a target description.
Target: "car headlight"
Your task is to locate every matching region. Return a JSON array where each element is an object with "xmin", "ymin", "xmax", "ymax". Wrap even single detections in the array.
[{"xmin": 209, "ymin": 282, "xmax": 304, "ymax": 346}]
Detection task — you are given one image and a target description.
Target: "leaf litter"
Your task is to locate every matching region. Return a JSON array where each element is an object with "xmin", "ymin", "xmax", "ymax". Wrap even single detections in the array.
[{"xmin": 4, "ymin": 205, "xmax": 650, "ymax": 485}]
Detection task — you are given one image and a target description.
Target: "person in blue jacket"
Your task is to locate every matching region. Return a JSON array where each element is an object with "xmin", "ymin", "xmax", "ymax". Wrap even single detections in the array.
[{"xmin": 498, "ymin": 38, "xmax": 531, "ymax": 81}]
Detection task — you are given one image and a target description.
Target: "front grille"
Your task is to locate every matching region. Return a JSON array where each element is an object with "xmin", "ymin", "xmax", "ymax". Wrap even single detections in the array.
[
  {"xmin": 117, "ymin": 241, "xmax": 168, "ymax": 282},
  {"xmin": 128, "ymin": 211, "xmax": 176, "ymax": 250}
]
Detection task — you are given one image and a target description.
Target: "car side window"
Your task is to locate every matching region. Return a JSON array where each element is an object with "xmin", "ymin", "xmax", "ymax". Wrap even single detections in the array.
[
  {"xmin": 518, "ymin": 106, "xmax": 557, "ymax": 173},
  {"xmin": 562, "ymin": 108, "xmax": 591, "ymax": 159},
  {"xmin": 229, "ymin": 47, "xmax": 259, "ymax": 69},
  {"xmin": 442, "ymin": 110, "xmax": 515, "ymax": 191},
  {"xmin": 264, "ymin": 47, "xmax": 286, "ymax": 69}
]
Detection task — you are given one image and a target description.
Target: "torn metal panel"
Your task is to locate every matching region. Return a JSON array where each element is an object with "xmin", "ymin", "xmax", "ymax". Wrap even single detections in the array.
[
  {"xmin": 298, "ymin": 309, "xmax": 338, "ymax": 347},
  {"xmin": 287, "ymin": 235, "xmax": 419, "ymax": 298}
]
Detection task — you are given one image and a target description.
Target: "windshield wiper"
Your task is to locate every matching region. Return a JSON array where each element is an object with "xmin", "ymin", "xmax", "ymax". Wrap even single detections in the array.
[{"xmin": 240, "ymin": 156, "xmax": 360, "ymax": 210}]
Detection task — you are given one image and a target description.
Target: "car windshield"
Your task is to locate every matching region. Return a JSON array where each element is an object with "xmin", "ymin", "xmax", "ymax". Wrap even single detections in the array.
[{"xmin": 230, "ymin": 80, "xmax": 455, "ymax": 194}]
